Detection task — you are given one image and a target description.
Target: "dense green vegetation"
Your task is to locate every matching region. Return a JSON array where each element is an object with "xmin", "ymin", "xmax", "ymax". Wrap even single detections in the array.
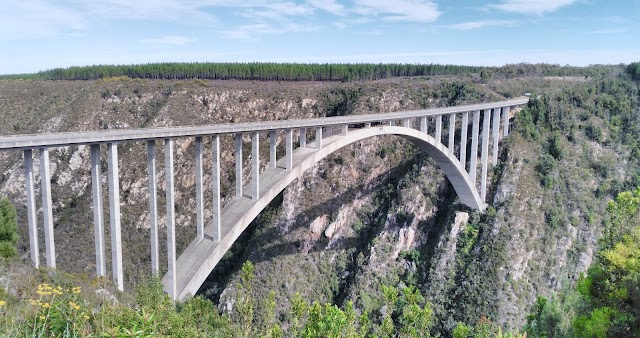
[
  {"xmin": 0, "ymin": 198, "xmax": 17, "ymax": 258},
  {"xmin": 0, "ymin": 62, "xmax": 624, "ymax": 82}
]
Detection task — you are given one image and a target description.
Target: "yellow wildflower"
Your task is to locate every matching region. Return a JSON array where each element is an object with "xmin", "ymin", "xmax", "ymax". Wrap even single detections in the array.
[
  {"xmin": 0, "ymin": 300, "xmax": 6, "ymax": 307},
  {"xmin": 41, "ymin": 302, "xmax": 50, "ymax": 308},
  {"xmin": 72, "ymin": 286, "xmax": 81, "ymax": 294}
]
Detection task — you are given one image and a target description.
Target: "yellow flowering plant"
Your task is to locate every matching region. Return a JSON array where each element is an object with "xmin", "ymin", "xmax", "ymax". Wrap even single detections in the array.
[{"xmin": 26, "ymin": 283, "xmax": 92, "ymax": 337}]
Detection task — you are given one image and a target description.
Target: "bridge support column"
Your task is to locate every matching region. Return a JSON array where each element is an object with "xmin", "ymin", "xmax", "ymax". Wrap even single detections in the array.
[
  {"xmin": 300, "ymin": 128, "xmax": 307, "ymax": 148},
  {"xmin": 492, "ymin": 108, "xmax": 501, "ymax": 166},
  {"xmin": 503, "ymin": 106, "xmax": 511, "ymax": 137},
  {"xmin": 23, "ymin": 149, "xmax": 39, "ymax": 268},
  {"xmin": 365, "ymin": 123, "xmax": 371, "ymax": 128},
  {"xmin": 316, "ymin": 127, "xmax": 323, "ymax": 149},
  {"xmin": 341, "ymin": 125, "xmax": 348, "ymax": 136},
  {"xmin": 480, "ymin": 110, "xmax": 491, "ymax": 201},
  {"xmin": 251, "ymin": 132, "xmax": 260, "ymax": 200},
  {"xmin": 147, "ymin": 141, "xmax": 159, "ymax": 274},
  {"xmin": 388, "ymin": 120, "xmax": 394, "ymax": 126},
  {"xmin": 286, "ymin": 129, "xmax": 293, "ymax": 170},
  {"xmin": 212, "ymin": 135, "xmax": 221, "ymax": 242},
  {"xmin": 448, "ymin": 114, "xmax": 456, "ymax": 152},
  {"xmin": 435, "ymin": 116, "xmax": 442, "ymax": 144},
  {"xmin": 470, "ymin": 110, "xmax": 480, "ymax": 184},
  {"xmin": 403, "ymin": 118, "xmax": 411, "ymax": 128},
  {"xmin": 269, "ymin": 131, "xmax": 277, "ymax": 168},
  {"xmin": 195, "ymin": 137, "xmax": 204, "ymax": 239},
  {"xmin": 107, "ymin": 143, "xmax": 123, "ymax": 291},
  {"xmin": 40, "ymin": 148, "xmax": 55, "ymax": 268},
  {"xmin": 165, "ymin": 139, "xmax": 176, "ymax": 299},
  {"xmin": 420, "ymin": 117, "xmax": 428, "ymax": 134},
  {"xmin": 460, "ymin": 112, "xmax": 469, "ymax": 168},
  {"xmin": 235, "ymin": 134, "xmax": 243, "ymax": 198},
  {"xmin": 90, "ymin": 144, "xmax": 106, "ymax": 277}
]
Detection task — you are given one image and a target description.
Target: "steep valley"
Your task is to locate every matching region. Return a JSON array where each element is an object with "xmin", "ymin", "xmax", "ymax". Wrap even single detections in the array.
[{"xmin": 0, "ymin": 71, "xmax": 637, "ymax": 335}]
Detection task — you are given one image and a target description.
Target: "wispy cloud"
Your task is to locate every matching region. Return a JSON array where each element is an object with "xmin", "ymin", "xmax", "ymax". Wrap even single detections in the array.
[
  {"xmin": 590, "ymin": 28, "xmax": 629, "ymax": 34},
  {"xmin": 142, "ymin": 35, "xmax": 197, "ymax": 46},
  {"xmin": 353, "ymin": 0, "xmax": 441, "ymax": 23},
  {"xmin": 487, "ymin": 0, "xmax": 578, "ymax": 15},
  {"xmin": 221, "ymin": 22, "xmax": 320, "ymax": 40},
  {"xmin": 307, "ymin": 0, "xmax": 346, "ymax": 16},
  {"xmin": 448, "ymin": 20, "xmax": 517, "ymax": 30}
]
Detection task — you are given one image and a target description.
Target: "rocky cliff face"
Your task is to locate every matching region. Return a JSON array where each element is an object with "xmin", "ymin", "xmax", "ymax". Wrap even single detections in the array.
[{"xmin": 0, "ymin": 76, "xmax": 617, "ymax": 332}]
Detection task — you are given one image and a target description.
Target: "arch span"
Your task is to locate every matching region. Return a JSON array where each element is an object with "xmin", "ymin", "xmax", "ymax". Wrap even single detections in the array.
[{"xmin": 164, "ymin": 125, "xmax": 484, "ymax": 299}]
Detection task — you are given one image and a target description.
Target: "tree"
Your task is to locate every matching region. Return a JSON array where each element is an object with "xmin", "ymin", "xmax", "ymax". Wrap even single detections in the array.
[{"xmin": 0, "ymin": 197, "xmax": 18, "ymax": 258}]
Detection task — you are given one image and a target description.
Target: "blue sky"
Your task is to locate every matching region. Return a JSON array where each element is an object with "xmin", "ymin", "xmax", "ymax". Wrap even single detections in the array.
[{"xmin": 0, "ymin": 0, "xmax": 638, "ymax": 75}]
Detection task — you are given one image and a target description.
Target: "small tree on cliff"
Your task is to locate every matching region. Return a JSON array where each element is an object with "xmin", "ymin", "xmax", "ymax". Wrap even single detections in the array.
[{"xmin": 0, "ymin": 197, "xmax": 18, "ymax": 258}]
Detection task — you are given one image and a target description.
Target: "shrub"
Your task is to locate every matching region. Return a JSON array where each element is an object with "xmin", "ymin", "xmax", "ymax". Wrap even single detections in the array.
[{"xmin": 0, "ymin": 198, "xmax": 18, "ymax": 258}]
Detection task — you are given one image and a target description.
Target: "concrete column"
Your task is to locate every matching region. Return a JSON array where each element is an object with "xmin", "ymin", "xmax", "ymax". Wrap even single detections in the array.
[
  {"xmin": 403, "ymin": 118, "xmax": 411, "ymax": 128},
  {"xmin": 235, "ymin": 134, "xmax": 243, "ymax": 198},
  {"xmin": 40, "ymin": 148, "xmax": 55, "ymax": 268},
  {"xmin": 90, "ymin": 144, "xmax": 106, "ymax": 277},
  {"xmin": 435, "ymin": 115, "xmax": 442, "ymax": 143},
  {"xmin": 503, "ymin": 106, "xmax": 511, "ymax": 137},
  {"xmin": 316, "ymin": 127, "xmax": 323, "ymax": 149},
  {"xmin": 251, "ymin": 132, "xmax": 260, "ymax": 200},
  {"xmin": 300, "ymin": 128, "xmax": 307, "ymax": 147},
  {"xmin": 365, "ymin": 123, "xmax": 371, "ymax": 128},
  {"xmin": 492, "ymin": 107, "xmax": 501, "ymax": 166},
  {"xmin": 285, "ymin": 129, "xmax": 293, "ymax": 170},
  {"xmin": 469, "ymin": 111, "xmax": 480, "ymax": 184},
  {"xmin": 269, "ymin": 131, "xmax": 277, "ymax": 168},
  {"xmin": 195, "ymin": 137, "xmax": 204, "ymax": 239},
  {"xmin": 420, "ymin": 117, "xmax": 427, "ymax": 134},
  {"xmin": 107, "ymin": 143, "xmax": 123, "ymax": 291},
  {"xmin": 147, "ymin": 141, "xmax": 159, "ymax": 274},
  {"xmin": 388, "ymin": 120, "xmax": 394, "ymax": 126},
  {"xmin": 23, "ymin": 149, "xmax": 39, "ymax": 268},
  {"xmin": 341, "ymin": 125, "xmax": 348, "ymax": 136},
  {"xmin": 212, "ymin": 135, "xmax": 221, "ymax": 243},
  {"xmin": 481, "ymin": 110, "xmax": 491, "ymax": 201},
  {"xmin": 164, "ymin": 139, "xmax": 176, "ymax": 300},
  {"xmin": 448, "ymin": 114, "xmax": 456, "ymax": 151},
  {"xmin": 460, "ymin": 112, "xmax": 469, "ymax": 168}
]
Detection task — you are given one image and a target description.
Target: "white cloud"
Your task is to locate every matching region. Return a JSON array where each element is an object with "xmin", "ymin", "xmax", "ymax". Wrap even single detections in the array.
[
  {"xmin": 448, "ymin": 20, "xmax": 517, "ymax": 30},
  {"xmin": 221, "ymin": 22, "xmax": 320, "ymax": 40},
  {"xmin": 307, "ymin": 0, "xmax": 346, "ymax": 16},
  {"xmin": 354, "ymin": 0, "xmax": 441, "ymax": 23},
  {"xmin": 142, "ymin": 35, "xmax": 197, "ymax": 46},
  {"xmin": 487, "ymin": 0, "xmax": 577, "ymax": 15},
  {"xmin": 590, "ymin": 28, "xmax": 629, "ymax": 34}
]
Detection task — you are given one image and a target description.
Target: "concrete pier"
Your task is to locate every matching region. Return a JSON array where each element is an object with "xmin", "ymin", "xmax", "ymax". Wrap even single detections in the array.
[
  {"xmin": 269, "ymin": 131, "xmax": 277, "ymax": 168},
  {"xmin": 195, "ymin": 137, "xmax": 204, "ymax": 239},
  {"xmin": 448, "ymin": 114, "xmax": 456, "ymax": 152},
  {"xmin": 342, "ymin": 125, "xmax": 348, "ymax": 136},
  {"xmin": 316, "ymin": 127, "xmax": 323, "ymax": 149},
  {"xmin": 480, "ymin": 110, "xmax": 491, "ymax": 201},
  {"xmin": 492, "ymin": 107, "xmax": 501, "ymax": 165},
  {"xmin": 251, "ymin": 132, "xmax": 260, "ymax": 199},
  {"xmin": 40, "ymin": 148, "xmax": 55, "ymax": 268},
  {"xmin": 165, "ymin": 139, "xmax": 176, "ymax": 299},
  {"xmin": 286, "ymin": 129, "xmax": 293, "ymax": 170},
  {"xmin": 90, "ymin": 144, "xmax": 106, "ymax": 277},
  {"xmin": 420, "ymin": 117, "xmax": 427, "ymax": 134},
  {"xmin": 403, "ymin": 118, "xmax": 411, "ymax": 128},
  {"xmin": 147, "ymin": 141, "xmax": 159, "ymax": 274},
  {"xmin": 469, "ymin": 110, "xmax": 480, "ymax": 184},
  {"xmin": 235, "ymin": 134, "xmax": 243, "ymax": 197},
  {"xmin": 435, "ymin": 115, "xmax": 442, "ymax": 143},
  {"xmin": 211, "ymin": 135, "xmax": 221, "ymax": 242},
  {"xmin": 503, "ymin": 106, "xmax": 511, "ymax": 136},
  {"xmin": 107, "ymin": 143, "xmax": 123, "ymax": 290},
  {"xmin": 23, "ymin": 149, "xmax": 39, "ymax": 268},
  {"xmin": 300, "ymin": 128, "xmax": 307, "ymax": 147},
  {"xmin": 460, "ymin": 112, "xmax": 469, "ymax": 168}
]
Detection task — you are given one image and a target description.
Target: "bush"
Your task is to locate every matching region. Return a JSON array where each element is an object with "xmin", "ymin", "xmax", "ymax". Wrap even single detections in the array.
[{"xmin": 0, "ymin": 198, "xmax": 18, "ymax": 258}]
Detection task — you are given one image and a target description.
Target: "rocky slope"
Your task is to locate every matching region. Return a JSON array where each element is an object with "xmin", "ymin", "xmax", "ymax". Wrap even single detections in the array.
[{"xmin": 0, "ymin": 74, "xmax": 630, "ymax": 333}]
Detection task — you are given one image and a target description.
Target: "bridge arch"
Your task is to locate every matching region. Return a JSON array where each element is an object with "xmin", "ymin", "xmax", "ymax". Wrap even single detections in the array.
[{"xmin": 164, "ymin": 125, "xmax": 484, "ymax": 299}]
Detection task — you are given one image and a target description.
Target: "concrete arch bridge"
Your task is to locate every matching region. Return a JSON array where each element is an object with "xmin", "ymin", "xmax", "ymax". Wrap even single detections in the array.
[{"xmin": 0, "ymin": 97, "xmax": 528, "ymax": 299}]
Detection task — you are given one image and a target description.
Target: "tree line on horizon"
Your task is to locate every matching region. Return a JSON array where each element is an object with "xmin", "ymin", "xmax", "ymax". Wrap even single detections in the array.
[{"xmin": 0, "ymin": 62, "xmax": 628, "ymax": 82}]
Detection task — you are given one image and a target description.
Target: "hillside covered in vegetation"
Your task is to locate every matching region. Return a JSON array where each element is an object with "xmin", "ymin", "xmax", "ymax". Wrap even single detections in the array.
[{"xmin": 0, "ymin": 62, "xmax": 638, "ymax": 337}]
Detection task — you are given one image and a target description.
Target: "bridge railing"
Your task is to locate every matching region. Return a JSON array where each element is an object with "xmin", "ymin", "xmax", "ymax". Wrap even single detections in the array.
[{"xmin": 0, "ymin": 97, "xmax": 529, "ymax": 297}]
